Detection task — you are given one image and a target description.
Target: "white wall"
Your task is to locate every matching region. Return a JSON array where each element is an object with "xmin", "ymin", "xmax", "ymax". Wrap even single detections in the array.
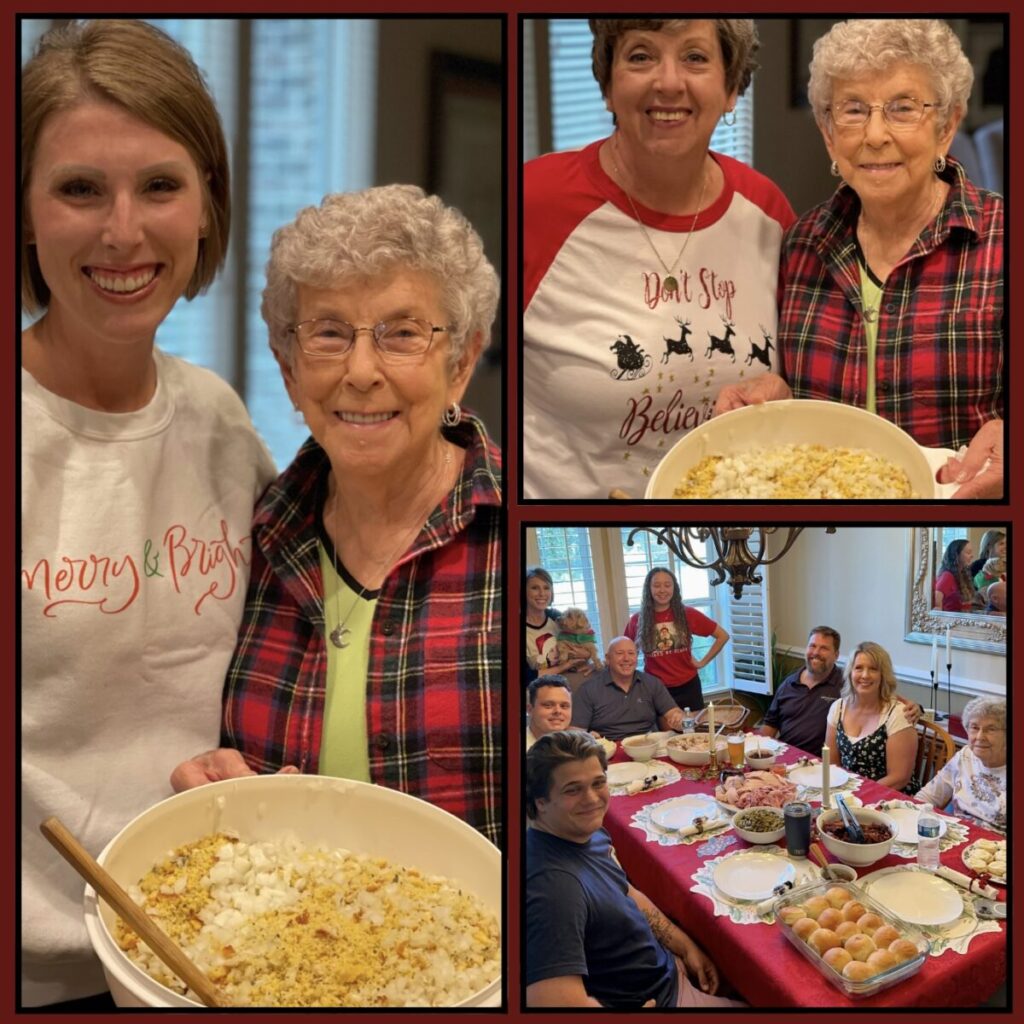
[{"xmin": 768, "ymin": 527, "xmax": 1005, "ymax": 716}]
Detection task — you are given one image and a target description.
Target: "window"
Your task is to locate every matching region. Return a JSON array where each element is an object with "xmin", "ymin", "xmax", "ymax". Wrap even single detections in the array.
[
  {"xmin": 528, "ymin": 526, "xmax": 771, "ymax": 693},
  {"xmin": 534, "ymin": 527, "xmax": 603, "ymax": 652},
  {"xmin": 523, "ymin": 18, "xmax": 753, "ymax": 164}
]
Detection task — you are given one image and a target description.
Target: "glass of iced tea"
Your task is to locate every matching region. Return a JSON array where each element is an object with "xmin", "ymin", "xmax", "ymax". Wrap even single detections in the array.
[{"xmin": 727, "ymin": 732, "xmax": 745, "ymax": 767}]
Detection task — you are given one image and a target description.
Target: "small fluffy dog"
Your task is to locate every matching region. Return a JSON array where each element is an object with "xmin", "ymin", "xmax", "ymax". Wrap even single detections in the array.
[{"xmin": 556, "ymin": 608, "xmax": 603, "ymax": 670}]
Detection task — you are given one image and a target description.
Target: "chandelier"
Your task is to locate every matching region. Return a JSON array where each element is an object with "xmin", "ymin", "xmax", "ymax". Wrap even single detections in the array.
[{"xmin": 626, "ymin": 526, "xmax": 837, "ymax": 598}]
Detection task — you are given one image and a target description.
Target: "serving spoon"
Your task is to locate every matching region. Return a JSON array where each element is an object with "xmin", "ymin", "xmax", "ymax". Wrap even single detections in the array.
[
  {"xmin": 40, "ymin": 816, "xmax": 224, "ymax": 1007},
  {"xmin": 833, "ymin": 793, "xmax": 865, "ymax": 843}
]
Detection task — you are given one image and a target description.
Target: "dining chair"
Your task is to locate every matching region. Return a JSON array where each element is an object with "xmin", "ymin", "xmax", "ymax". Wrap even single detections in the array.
[{"xmin": 913, "ymin": 718, "xmax": 956, "ymax": 790}]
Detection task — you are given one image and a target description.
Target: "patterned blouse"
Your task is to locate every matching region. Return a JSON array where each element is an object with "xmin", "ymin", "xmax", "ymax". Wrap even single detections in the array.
[
  {"xmin": 828, "ymin": 698, "xmax": 912, "ymax": 784},
  {"xmin": 221, "ymin": 414, "xmax": 502, "ymax": 847},
  {"xmin": 917, "ymin": 746, "xmax": 1006, "ymax": 833}
]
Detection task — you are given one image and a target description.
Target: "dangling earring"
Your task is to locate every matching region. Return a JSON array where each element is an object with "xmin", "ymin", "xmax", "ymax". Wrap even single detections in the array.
[
  {"xmin": 933, "ymin": 154, "xmax": 947, "ymax": 173},
  {"xmin": 721, "ymin": 108, "xmax": 737, "ymax": 127},
  {"xmin": 442, "ymin": 402, "xmax": 462, "ymax": 428},
  {"xmin": 830, "ymin": 160, "xmax": 841, "ymax": 177}
]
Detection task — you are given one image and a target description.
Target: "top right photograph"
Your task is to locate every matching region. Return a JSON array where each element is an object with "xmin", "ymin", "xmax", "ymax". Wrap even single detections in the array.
[{"xmin": 521, "ymin": 17, "xmax": 1004, "ymax": 501}]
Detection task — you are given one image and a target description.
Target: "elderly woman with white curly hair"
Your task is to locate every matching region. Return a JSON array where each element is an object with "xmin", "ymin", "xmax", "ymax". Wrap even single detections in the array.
[
  {"xmin": 917, "ymin": 696, "xmax": 1005, "ymax": 833},
  {"xmin": 717, "ymin": 19, "xmax": 1003, "ymax": 498},
  {"xmin": 173, "ymin": 185, "xmax": 503, "ymax": 847}
]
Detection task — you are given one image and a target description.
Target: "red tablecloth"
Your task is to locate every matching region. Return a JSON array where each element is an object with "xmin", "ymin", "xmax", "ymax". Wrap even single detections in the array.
[{"xmin": 602, "ymin": 743, "xmax": 1005, "ymax": 1008}]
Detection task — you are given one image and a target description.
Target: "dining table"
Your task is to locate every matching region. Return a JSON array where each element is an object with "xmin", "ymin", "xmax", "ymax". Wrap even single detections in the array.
[{"xmin": 601, "ymin": 734, "xmax": 1006, "ymax": 1007}]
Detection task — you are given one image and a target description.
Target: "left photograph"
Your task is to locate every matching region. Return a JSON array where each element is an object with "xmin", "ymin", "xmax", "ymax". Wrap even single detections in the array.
[{"xmin": 19, "ymin": 16, "xmax": 503, "ymax": 1010}]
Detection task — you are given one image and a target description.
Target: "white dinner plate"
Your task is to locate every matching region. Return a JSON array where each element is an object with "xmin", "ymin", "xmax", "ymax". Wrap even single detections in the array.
[
  {"xmin": 865, "ymin": 870, "xmax": 964, "ymax": 926},
  {"xmin": 607, "ymin": 762, "xmax": 649, "ymax": 785},
  {"xmin": 744, "ymin": 735, "xmax": 782, "ymax": 754},
  {"xmin": 788, "ymin": 763, "xmax": 850, "ymax": 789},
  {"xmin": 713, "ymin": 851, "xmax": 796, "ymax": 902},
  {"xmin": 650, "ymin": 794, "xmax": 720, "ymax": 832},
  {"xmin": 883, "ymin": 806, "xmax": 949, "ymax": 845}
]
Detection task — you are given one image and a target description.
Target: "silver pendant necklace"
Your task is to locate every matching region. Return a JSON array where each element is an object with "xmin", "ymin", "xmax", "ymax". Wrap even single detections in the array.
[{"xmin": 610, "ymin": 133, "xmax": 707, "ymax": 292}]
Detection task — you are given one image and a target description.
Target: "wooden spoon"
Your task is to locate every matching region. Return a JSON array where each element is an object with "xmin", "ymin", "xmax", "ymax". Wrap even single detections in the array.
[
  {"xmin": 40, "ymin": 817, "xmax": 224, "ymax": 1007},
  {"xmin": 809, "ymin": 842, "xmax": 830, "ymax": 872}
]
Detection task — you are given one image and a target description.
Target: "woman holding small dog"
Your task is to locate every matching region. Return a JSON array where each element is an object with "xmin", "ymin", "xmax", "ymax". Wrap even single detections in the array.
[
  {"xmin": 525, "ymin": 567, "xmax": 584, "ymax": 681},
  {"xmin": 624, "ymin": 567, "xmax": 728, "ymax": 710}
]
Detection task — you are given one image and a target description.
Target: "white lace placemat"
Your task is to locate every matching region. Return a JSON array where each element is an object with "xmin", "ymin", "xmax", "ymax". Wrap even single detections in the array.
[
  {"xmin": 629, "ymin": 794, "xmax": 733, "ymax": 847},
  {"xmin": 787, "ymin": 758, "xmax": 866, "ymax": 803},
  {"xmin": 691, "ymin": 846, "xmax": 820, "ymax": 925},
  {"xmin": 866, "ymin": 799, "xmax": 970, "ymax": 860},
  {"xmin": 857, "ymin": 865, "xmax": 1002, "ymax": 955},
  {"xmin": 608, "ymin": 759, "xmax": 681, "ymax": 797}
]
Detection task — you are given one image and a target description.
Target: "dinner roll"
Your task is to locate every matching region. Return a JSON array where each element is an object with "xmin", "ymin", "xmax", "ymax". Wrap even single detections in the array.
[
  {"xmin": 844, "ymin": 933, "xmax": 876, "ymax": 961},
  {"xmin": 808, "ymin": 928, "xmax": 841, "ymax": 955},
  {"xmin": 842, "ymin": 960, "xmax": 877, "ymax": 982},
  {"xmin": 841, "ymin": 900, "xmax": 867, "ymax": 922},
  {"xmin": 823, "ymin": 946, "xmax": 852, "ymax": 973},
  {"xmin": 856, "ymin": 912, "xmax": 885, "ymax": 936},
  {"xmin": 779, "ymin": 905, "xmax": 807, "ymax": 926},
  {"xmin": 825, "ymin": 886, "xmax": 852, "ymax": 908},
  {"xmin": 872, "ymin": 924, "xmax": 900, "ymax": 948},
  {"xmin": 793, "ymin": 917, "xmax": 820, "ymax": 943},
  {"xmin": 835, "ymin": 921, "xmax": 861, "ymax": 943},
  {"xmin": 867, "ymin": 948, "xmax": 898, "ymax": 973},
  {"xmin": 803, "ymin": 895, "xmax": 830, "ymax": 920},
  {"xmin": 816, "ymin": 908, "xmax": 844, "ymax": 931},
  {"xmin": 888, "ymin": 938, "xmax": 920, "ymax": 963}
]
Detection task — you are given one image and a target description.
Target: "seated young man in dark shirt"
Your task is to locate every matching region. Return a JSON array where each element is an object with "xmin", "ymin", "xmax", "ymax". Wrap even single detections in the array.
[{"xmin": 525, "ymin": 731, "xmax": 743, "ymax": 1008}]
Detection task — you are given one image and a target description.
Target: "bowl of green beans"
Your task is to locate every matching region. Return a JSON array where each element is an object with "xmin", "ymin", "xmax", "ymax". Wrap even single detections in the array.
[{"xmin": 732, "ymin": 806, "xmax": 786, "ymax": 844}]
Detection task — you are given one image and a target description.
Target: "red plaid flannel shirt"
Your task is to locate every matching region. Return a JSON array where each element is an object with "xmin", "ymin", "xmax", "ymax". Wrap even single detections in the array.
[
  {"xmin": 222, "ymin": 414, "xmax": 502, "ymax": 847},
  {"xmin": 778, "ymin": 157, "xmax": 1003, "ymax": 449}
]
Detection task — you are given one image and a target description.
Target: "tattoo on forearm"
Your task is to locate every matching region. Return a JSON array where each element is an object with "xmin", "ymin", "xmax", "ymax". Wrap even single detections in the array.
[{"xmin": 642, "ymin": 905, "xmax": 676, "ymax": 948}]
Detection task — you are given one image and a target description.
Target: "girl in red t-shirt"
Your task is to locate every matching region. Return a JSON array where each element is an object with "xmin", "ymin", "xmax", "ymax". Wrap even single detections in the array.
[{"xmin": 624, "ymin": 567, "xmax": 729, "ymax": 710}]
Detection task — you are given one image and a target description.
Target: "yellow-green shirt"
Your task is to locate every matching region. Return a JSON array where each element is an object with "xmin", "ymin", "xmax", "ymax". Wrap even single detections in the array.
[
  {"xmin": 318, "ymin": 543, "xmax": 376, "ymax": 781},
  {"xmin": 857, "ymin": 260, "xmax": 883, "ymax": 415}
]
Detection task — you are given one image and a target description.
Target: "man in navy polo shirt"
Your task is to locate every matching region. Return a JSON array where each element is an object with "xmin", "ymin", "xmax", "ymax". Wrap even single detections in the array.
[
  {"xmin": 525, "ymin": 731, "xmax": 743, "ymax": 1008},
  {"xmin": 570, "ymin": 636, "xmax": 684, "ymax": 740}
]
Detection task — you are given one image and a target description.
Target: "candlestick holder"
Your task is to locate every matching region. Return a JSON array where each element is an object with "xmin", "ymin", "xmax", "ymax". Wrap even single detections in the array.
[
  {"xmin": 946, "ymin": 662, "xmax": 953, "ymax": 719},
  {"xmin": 929, "ymin": 669, "xmax": 948, "ymax": 722}
]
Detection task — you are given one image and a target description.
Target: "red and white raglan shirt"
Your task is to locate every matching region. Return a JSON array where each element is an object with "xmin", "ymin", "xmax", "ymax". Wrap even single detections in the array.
[{"xmin": 523, "ymin": 140, "xmax": 796, "ymax": 499}]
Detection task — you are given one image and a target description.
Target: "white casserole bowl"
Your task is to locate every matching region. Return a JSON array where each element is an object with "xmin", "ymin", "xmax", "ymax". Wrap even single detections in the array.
[
  {"xmin": 665, "ymin": 735, "xmax": 728, "ymax": 766},
  {"xmin": 816, "ymin": 806, "xmax": 897, "ymax": 867},
  {"xmin": 644, "ymin": 400, "xmax": 957, "ymax": 500},
  {"xmin": 622, "ymin": 734, "xmax": 659, "ymax": 761},
  {"xmin": 82, "ymin": 775, "xmax": 500, "ymax": 1008},
  {"xmin": 731, "ymin": 805, "xmax": 787, "ymax": 844}
]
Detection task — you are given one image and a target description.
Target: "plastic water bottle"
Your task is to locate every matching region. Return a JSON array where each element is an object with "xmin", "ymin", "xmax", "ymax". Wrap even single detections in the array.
[
  {"xmin": 917, "ymin": 803, "xmax": 941, "ymax": 871},
  {"xmin": 682, "ymin": 707, "xmax": 694, "ymax": 733}
]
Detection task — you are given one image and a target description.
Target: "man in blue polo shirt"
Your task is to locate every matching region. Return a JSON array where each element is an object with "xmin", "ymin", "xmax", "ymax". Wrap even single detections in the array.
[
  {"xmin": 525, "ymin": 731, "xmax": 744, "ymax": 1008},
  {"xmin": 570, "ymin": 636, "xmax": 684, "ymax": 740}
]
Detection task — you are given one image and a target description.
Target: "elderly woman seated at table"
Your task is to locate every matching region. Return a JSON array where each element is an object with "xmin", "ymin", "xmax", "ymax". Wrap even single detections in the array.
[
  {"xmin": 824, "ymin": 641, "xmax": 916, "ymax": 792},
  {"xmin": 917, "ymin": 697, "xmax": 1005, "ymax": 832},
  {"xmin": 717, "ymin": 19, "xmax": 1003, "ymax": 498},
  {"xmin": 173, "ymin": 185, "xmax": 502, "ymax": 846}
]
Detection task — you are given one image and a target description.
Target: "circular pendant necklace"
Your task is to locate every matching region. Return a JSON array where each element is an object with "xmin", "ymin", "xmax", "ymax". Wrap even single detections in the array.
[{"xmin": 610, "ymin": 134, "xmax": 707, "ymax": 292}]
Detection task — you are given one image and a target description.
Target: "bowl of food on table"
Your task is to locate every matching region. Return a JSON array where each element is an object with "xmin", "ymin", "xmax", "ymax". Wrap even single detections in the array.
[
  {"xmin": 665, "ymin": 733, "xmax": 728, "ymax": 766},
  {"xmin": 715, "ymin": 770, "xmax": 798, "ymax": 811},
  {"xmin": 83, "ymin": 774, "xmax": 500, "ymax": 1008},
  {"xmin": 621, "ymin": 734, "xmax": 660, "ymax": 761},
  {"xmin": 744, "ymin": 746, "xmax": 777, "ymax": 770},
  {"xmin": 816, "ymin": 807, "xmax": 897, "ymax": 867},
  {"xmin": 595, "ymin": 736, "xmax": 617, "ymax": 760},
  {"xmin": 731, "ymin": 806, "xmax": 786, "ymax": 844},
  {"xmin": 645, "ymin": 400, "xmax": 957, "ymax": 500}
]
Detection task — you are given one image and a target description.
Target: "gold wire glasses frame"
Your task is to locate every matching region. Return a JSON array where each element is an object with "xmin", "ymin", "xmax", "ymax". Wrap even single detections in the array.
[
  {"xmin": 827, "ymin": 98, "xmax": 938, "ymax": 130},
  {"xmin": 287, "ymin": 317, "xmax": 455, "ymax": 358}
]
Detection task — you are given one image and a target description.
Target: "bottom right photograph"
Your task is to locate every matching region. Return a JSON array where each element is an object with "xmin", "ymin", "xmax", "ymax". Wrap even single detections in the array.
[{"xmin": 522, "ymin": 523, "xmax": 1007, "ymax": 1009}]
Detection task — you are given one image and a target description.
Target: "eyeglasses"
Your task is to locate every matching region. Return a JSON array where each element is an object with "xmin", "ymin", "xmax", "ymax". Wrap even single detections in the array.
[
  {"xmin": 288, "ymin": 317, "xmax": 455, "ymax": 358},
  {"xmin": 828, "ymin": 97, "xmax": 938, "ymax": 130},
  {"xmin": 966, "ymin": 723, "xmax": 1004, "ymax": 737}
]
